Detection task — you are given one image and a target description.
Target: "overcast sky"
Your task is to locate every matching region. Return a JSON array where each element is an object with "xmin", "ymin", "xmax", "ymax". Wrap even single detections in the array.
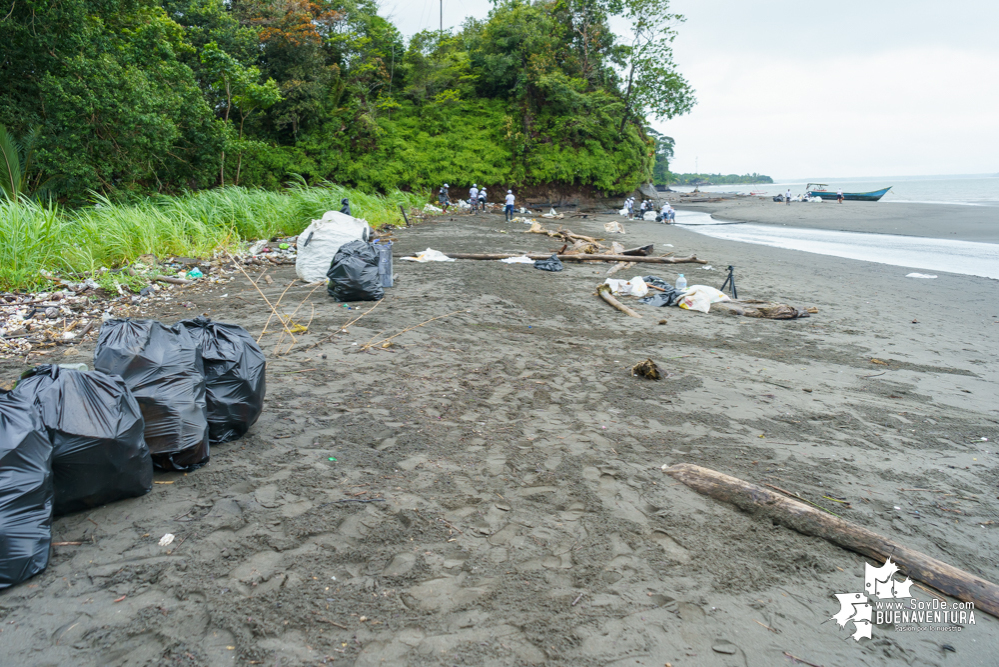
[{"xmin": 378, "ymin": 0, "xmax": 999, "ymax": 179}]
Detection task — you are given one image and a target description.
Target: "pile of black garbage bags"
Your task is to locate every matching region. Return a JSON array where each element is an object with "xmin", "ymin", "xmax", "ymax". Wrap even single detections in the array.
[{"xmin": 0, "ymin": 316, "xmax": 265, "ymax": 589}]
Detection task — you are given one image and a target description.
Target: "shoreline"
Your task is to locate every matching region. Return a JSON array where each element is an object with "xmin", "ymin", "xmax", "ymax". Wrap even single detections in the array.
[{"xmin": 674, "ymin": 197, "xmax": 999, "ymax": 244}]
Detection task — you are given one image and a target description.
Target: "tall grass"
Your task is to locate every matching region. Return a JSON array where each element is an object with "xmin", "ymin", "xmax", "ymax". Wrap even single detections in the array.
[{"xmin": 0, "ymin": 182, "xmax": 426, "ymax": 291}]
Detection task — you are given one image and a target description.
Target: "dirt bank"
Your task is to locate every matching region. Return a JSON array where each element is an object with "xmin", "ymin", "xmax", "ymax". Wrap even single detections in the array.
[{"xmin": 1, "ymin": 210, "xmax": 997, "ymax": 666}]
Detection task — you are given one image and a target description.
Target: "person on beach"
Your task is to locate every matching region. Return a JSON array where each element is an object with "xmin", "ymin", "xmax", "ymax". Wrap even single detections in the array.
[
  {"xmin": 660, "ymin": 201, "xmax": 674, "ymax": 224},
  {"xmin": 504, "ymin": 190, "xmax": 516, "ymax": 221},
  {"xmin": 469, "ymin": 184, "xmax": 479, "ymax": 212},
  {"xmin": 837, "ymin": 187, "xmax": 844, "ymax": 204},
  {"xmin": 785, "ymin": 188, "xmax": 791, "ymax": 206},
  {"xmin": 478, "ymin": 187, "xmax": 487, "ymax": 211},
  {"xmin": 438, "ymin": 184, "xmax": 450, "ymax": 212},
  {"xmin": 626, "ymin": 198, "xmax": 634, "ymax": 219}
]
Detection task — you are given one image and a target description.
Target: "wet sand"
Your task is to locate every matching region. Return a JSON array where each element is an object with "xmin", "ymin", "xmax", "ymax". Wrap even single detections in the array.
[
  {"xmin": 678, "ymin": 197, "xmax": 999, "ymax": 243},
  {"xmin": 1, "ymin": 209, "xmax": 997, "ymax": 666}
]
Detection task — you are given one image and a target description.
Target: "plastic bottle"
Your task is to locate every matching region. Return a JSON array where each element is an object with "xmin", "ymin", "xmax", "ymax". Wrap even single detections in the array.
[{"xmin": 675, "ymin": 274, "xmax": 687, "ymax": 290}]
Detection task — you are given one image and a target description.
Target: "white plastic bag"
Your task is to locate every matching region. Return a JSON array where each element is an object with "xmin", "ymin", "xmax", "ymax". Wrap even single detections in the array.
[
  {"xmin": 619, "ymin": 208, "xmax": 628, "ymax": 217},
  {"xmin": 604, "ymin": 221, "xmax": 625, "ymax": 234},
  {"xmin": 603, "ymin": 277, "xmax": 648, "ymax": 297},
  {"xmin": 678, "ymin": 285, "xmax": 730, "ymax": 313},
  {"xmin": 498, "ymin": 256, "xmax": 535, "ymax": 264},
  {"xmin": 400, "ymin": 248, "xmax": 455, "ymax": 263},
  {"xmin": 643, "ymin": 211, "xmax": 657, "ymax": 221},
  {"xmin": 295, "ymin": 211, "xmax": 371, "ymax": 283}
]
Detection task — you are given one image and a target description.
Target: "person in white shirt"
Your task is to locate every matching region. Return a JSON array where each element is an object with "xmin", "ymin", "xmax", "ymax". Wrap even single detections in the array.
[
  {"xmin": 660, "ymin": 202, "xmax": 675, "ymax": 224},
  {"xmin": 478, "ymin": 187, "xmax": 487, "ymax": 210},
  {"xmin": 469, "ymin": 184, "xmax": 479, "ymax": 212},
  {"xmin": 504, "ymin": 190, "xmax": 516, "ymax": 221},
  {"xmin": 837, "ymin": 187, "xmax": 844, "ymax": 204},
  {"xmin": 785, "ymin": 188, "xmax": 791, "ymax": 206}
]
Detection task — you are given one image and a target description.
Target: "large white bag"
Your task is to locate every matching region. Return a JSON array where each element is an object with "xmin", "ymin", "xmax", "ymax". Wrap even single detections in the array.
[{"xmin": 295, "ymin": 211, "xmax": 371, "ymax": 283}]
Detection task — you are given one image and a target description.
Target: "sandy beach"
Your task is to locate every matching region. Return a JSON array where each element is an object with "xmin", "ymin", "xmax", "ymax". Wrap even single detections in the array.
[{"xmin": 1, "ymin": 204, "xmax": 997, "ymax": 666}]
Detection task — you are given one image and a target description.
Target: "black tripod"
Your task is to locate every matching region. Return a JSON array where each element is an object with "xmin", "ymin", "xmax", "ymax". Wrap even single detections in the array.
[{"xmin": 720, "ymin": 265, "xmax": 738, "ymax": 299}]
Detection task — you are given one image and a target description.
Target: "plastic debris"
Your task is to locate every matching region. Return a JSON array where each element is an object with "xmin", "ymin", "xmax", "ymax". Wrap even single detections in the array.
[
  {"xmin": 295, "ymin": 211, "xmax": 372, "ymax": 283},
  {"xmin": 400, "ymin": 248, "xmax": 455, "ymax": 263},
  {"xmin": 604, "ymin": 221, "xmax": 626, "ymax": 234},
  {"xmin": 498, "ymin": 256, "xmax": 535, "ymax": 264},
  {"xmin": 159, "ymin": 533, "xmax": 175, "ymax": 547},
  {"xmin": 603, "ymin": 276, "xmax": 649, "ymax": 297},
  {"xmin": 533, "ymin": 254, "xmax": 564, "ymax": 272},
  {"xmin": 186, "ymin": 267, "xmax": 204, "ymax": 279},
  {"xmin": 678, "ymin": 285, "xmax": 731, "ymax": 313},
  {"xmin": 906, "ymin": 273, "xmax": 938, "ymax": 279}
]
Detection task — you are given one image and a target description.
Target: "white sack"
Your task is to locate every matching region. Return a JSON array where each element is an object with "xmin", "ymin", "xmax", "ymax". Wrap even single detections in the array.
[{"xmin": 295, "ymin": 211, "xmax": 371, "ymax": 283}]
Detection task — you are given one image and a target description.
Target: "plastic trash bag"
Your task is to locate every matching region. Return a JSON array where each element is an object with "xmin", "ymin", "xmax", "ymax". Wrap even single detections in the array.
[
  {"xmin": 638, "ymin": 276, "xmax": 685, "ymax": 307},
  {"xmin": 327, "ymin": 240, "xmax": 385, "ymax": 302},
  {"xmin": 295, "ymin": 211, "xmax": 372, "ymax": 283},
  {"xmin": 498, "ymin": 255, "xmax": 535, "ymax": 264},
  {"xmin": 0, "ymin": 391, "xmax": 53, "ymax": 589},
  {"xmin": 678, "ymin": 285, "xmax": 731, "ymax": 313},
  {"xmin": 604, "ymin": 221, "xmax": 625, "ymax": 233},
  {"xmin": 180, "ymin": 317, "xmax": 266, "ymax": 445},
  {"xmin": 94, "ymin": 319, "xmax": 210, "ymax": 471},
  {"xmin": 400, "ymin": 248, "xmax": 455, "ymax": 263},
  {"xmin": 533, "ymin": 254, "xmax": 564, "ymax": 272},
  {"xmin": 12, "ymin": 365, "xmax": 151, "ymax": 515},
  {"xmin": 603, "ymin": 277, "xmax": 648, "ymax": 297}
]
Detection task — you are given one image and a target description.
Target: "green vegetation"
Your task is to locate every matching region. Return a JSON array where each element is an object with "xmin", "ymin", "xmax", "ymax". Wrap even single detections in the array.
[
  {"xmin": 0, "ymin": 0, "xmax": 694, "ymax": 198},
  {"xmin": 669, "ymin": 173, "xmax": 774, "ymax": 186},
  {"xmin": 0, "ymin": 185, "xmax": 423, "ymax": 291}
]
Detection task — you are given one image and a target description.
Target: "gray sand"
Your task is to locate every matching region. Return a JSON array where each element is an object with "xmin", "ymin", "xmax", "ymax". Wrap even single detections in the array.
[
  {"xmin": 680, "ymin": 198, "xmax": 999, "ymax": 243},
  {"xmin": 1, "ymin": 208, "xmax": 997, "ymax": 666}
]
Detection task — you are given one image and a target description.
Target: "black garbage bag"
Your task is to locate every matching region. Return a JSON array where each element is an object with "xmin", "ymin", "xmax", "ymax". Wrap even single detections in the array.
[
  {"xmin": 180, "ymin": 317, "xmax": 266, "ymax": 445},
  {"xmin": 639, "ymin": 276, "xmax": 686, "ymax": 308},
  {"xmin": 12, "ymin": 365, "xmax": 152, "ymax": 515},
  {"xmin": 327, "ymin": 240, "xmax": 384, "ymax": 302},
  {"xmin": 0, "ymin": 392, "xmax": 53, "ymax": 589},
  {"xmin": 533, "ymin": 254, "xmax": 564, "ymax": 272},
  {"xmin": 94, "ymin": 319, "xmax": 210, "ymax": 472}
]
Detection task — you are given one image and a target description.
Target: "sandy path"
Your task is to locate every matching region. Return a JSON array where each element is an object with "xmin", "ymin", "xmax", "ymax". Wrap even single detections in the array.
[{"xmin": 1, "ymin": 210, "xmax": 997, "ymax": 666}]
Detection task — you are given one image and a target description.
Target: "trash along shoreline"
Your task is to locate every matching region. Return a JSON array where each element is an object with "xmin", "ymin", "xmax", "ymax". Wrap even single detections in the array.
[{"xmin": 1, "ymin": 205, "xmax": 996, "ymax": 666}]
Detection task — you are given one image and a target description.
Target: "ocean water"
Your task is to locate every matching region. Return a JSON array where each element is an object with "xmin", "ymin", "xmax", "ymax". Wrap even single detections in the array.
[
  {"xmin": 674, "ymin": 211, "xmax": 999, "ymax": 279},
  {"xmin": 671, "ymin": 174, "xmax": 999, "ymax": 207}
]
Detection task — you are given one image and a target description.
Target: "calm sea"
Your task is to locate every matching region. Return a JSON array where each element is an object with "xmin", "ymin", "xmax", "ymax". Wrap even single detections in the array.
[{"xmin": 672, "ymin": 174, "xmax": 999, "ymax": 207}]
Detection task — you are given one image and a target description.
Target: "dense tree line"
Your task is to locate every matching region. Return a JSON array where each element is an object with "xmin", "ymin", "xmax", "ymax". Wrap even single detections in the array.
[
  {"xmin": 668, "ymin": 173, "xmax": 774, "ymax": 186},
  {"xmin": 0, "ymin": 0, "xmax": 694, "ymax": 199}
]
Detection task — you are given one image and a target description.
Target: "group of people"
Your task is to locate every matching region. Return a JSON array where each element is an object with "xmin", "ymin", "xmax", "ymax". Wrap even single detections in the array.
[
  {"xmin": 623, "ymin": 197, "xmax": 675, "ymax": 223},
  {"xmin": 438, "ymin": 184, "xmax": 518, "ymax": 221}
]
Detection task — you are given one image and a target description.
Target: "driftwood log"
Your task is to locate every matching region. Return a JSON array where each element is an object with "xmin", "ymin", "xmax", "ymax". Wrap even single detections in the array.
[
  {"xmin": 152, "ymin": 275, "xmax": 193, "ymax": 286},
  {"xmin": 664, "ymin": 463, "xmax": 999, "ymax": 618},
  {"xmin": 422, "ymin": 253, "xmax": 706, "ymax": 264},
  {"xmin": 597, "ymin": 284, "xmax": 642, "ymax": 318},
  {"xmin": 606, "ymin": 261, "xmax": 635, "ymax": 276},
  {"xmin": 622, "ymin": 244, "xmax": 654, "ymax": 257}
]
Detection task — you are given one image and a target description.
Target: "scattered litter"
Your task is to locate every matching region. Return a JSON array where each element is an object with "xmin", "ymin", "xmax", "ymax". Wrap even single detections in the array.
[
  {"xmin": 295, "ymin": 211, "xmax": 371, "ymax": 283},
  {"xmin": 533, "ymin": 254, "xmax": 564, "ymax": 272},
  {"xmin": 423, "ymin": 203, "xmax": 443, "ymax": 214},
  {"xmin": 603, "ymin": 277, "xmax": 649, "ymax": 297},
  {"xmin": 604, "ymin": 221, "xmax": 626, "ymax": 234},
  {"xmin": 701, "ymin": 265, "xmax": 714, "ymax": 270},
  {"xmin": 678, "ymin": 285, "xmax": 731, "ymax": 313},
  {"xmin": 631, "ymin": 359, "xmax": 661, "ymax": 381},
  {"xmin": 400, "ymin": 249, "xmax": 455, "ymax": 263},
  {"xmin": 498, "ymin": 256, "xmax": 535, "ymax": 264},
  {"xmin": 642, "ymin": 211, "xmax": 657, "ymax": 221},
  {"xmin": 718, "ymin": 303, "xmax": 813, "ymax": 319},
  {"xmin": 159, "ymin": 533, "xmax": 175, "ymax": 547},
  {"xmin": 638, "ymin": 276, "xmax": 686, "ymax": 307},
  {"xmin": 541, "ymin": 208, "xmax": 564, "ymax": 219},
  {"xmin": 185, "ymin": 267, "xmax": 203, "ymax": 279},
  {"xmin": 906, "ymin": 273, "xmax": 937, "ymax": 279}
]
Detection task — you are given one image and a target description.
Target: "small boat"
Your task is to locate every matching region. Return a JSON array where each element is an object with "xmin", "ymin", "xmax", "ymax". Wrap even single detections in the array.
[{"xmin": 806, "ymin": 183, "xmax": 892, "ymax": 202}]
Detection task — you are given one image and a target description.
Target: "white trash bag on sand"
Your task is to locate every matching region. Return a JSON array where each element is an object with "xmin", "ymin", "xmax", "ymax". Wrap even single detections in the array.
[
  {"xmin": 603, "ymin": 277, "xmax": 649, "ymax": 298},
  {"xmin": 498, "ymin": 255, "xmax": 535, "ymax": 264},
  {"xmin": 604, "ymin": 221, "xmax": 625, "ymax": 234},
  {"xmin": 619, "ymin": 208, "xmax": 629, "ymax": 217},
  {"xmin": 295, "ymin": 211, "xmax": 372, "ymax": 283},
  {"xmin": 401, "ymin": 248, "xmax": 455, "ymax": 263},
  {"xmin": 643, "ymin": 211, "xmax": 657, "ymax": 221},
  {"xmin": 678, "ymin": 285, "xmax": 730, "ymax": 313}
]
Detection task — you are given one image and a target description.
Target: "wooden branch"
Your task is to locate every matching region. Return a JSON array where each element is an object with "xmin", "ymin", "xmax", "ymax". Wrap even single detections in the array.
[
  {"xmin": 663, "ymin": 464, "xmax": 999, "ymax": 618},
  {"xmin": 622, "ymin": 244, "xmax": 654, "ymax": 256},
  {"xmin": 417, "ymin": 253, "xmax": 706, "ymax": 264},
  {"xmin": 597, "ymin": 284, "xmax": 642, "ymax": 318},
  {"xmin": 152, "ymin": 276, "xmax": 193, "ymax": 285},
  {"xmin": 606, "ymin": 261, "xmax": 635, "ymax": 276}
]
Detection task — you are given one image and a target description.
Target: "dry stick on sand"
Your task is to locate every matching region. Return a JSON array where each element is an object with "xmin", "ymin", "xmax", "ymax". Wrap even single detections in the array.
[
  {"xmin": 257, "ymin": 278, "xmax": 299, "ymax": 343},
  {"xmin": 596, "ymin": 284, "xmax": 642, "ymax": 318},
  {"xmin": 280, "ymin": 303, "xmax": 316, "ymax": 355},
  {"xmin": 663, "ymin": 463, "xmax": 999, "ymax": 618},
  {"xmin": 270, "ymin": 283, "xmax": 325, "ymax": 354},
  {"xmin": 360, "ymin": 310, "xmax": 469, "ymax": 351},
  {"xmin": 223, "ymin": 250, "xmax": 300, "ymax": 343},
  {"xmin": 434, "ymin": 252, "xmax": 706, "ymax": 264}
]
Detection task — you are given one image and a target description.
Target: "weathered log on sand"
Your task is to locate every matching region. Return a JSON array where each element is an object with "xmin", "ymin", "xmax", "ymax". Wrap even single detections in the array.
[
  {"xmin": 596, "ymin": 284, "xmax": 642, "ymax": 318},
  {"xmin": 424, "ymin": 253, "xmax": 706, "ymax": 264},
  {"xmin": 606, "ymin": 261, "xmax": 635, "ymax": 276},
  {"xmin": 152, "ymin": 275, "xmax": 193, "ymax": 285},
  {"xmin": 663, "ymin": 463, "xmax": 999, "ymax": 618},
  {"xmin": 622, "ymin": 244, "xmax": 654, "ymax": 256}
]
